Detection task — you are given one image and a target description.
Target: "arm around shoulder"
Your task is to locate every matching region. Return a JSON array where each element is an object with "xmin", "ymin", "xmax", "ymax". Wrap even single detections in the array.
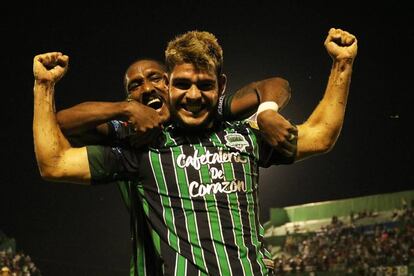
[{"xmin": 222, "ymin": 76, "xmax": 291, "ymax": 120}]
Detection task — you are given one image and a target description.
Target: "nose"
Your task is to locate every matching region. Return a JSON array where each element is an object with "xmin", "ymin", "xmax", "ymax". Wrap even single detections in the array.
[
  {"xmin": 186, "ymin": 84, "xmax": 202, "ymax": 102},
  {"xmin": 139, "ymin": 80, "xmax": 157, "ymax": 100},
  {"xmin": 143, "ymin": 79, "xmax": 156, "ymax": 94},
  {"xmin": 127, "ymin": 80, "xmax": 157, "ymax": 102}
]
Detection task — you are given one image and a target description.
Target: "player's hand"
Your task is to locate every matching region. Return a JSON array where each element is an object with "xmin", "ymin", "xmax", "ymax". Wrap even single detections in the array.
[
  {"xmin": 324, "ymin": 28, "xmax": 358, "ymax": 61},
  {"xmin": 124, "ymin": 100, "xmax": 163, "ymax": 147},
  {"xmin": 257, "ymin": 109, "xmax": 297, "ymax": 157},
  {"xmin": 33, "ymin": 52, "xmax": 68, "ymax": 84}
]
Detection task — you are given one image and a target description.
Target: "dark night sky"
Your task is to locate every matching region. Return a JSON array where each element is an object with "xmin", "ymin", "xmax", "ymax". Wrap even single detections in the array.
[{"xmin": 1, "ymin": 1, "xmax": 412, "ymax": 275}]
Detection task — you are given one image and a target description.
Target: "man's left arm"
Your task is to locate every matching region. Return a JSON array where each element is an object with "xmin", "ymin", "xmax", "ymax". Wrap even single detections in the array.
[
  {"xmin": 294, "ymin": 28, "xmax": 358, "ymax": 162},
  {"xmin": 257, "ymin": 28, "xmax": 357, "ymax": 163}
]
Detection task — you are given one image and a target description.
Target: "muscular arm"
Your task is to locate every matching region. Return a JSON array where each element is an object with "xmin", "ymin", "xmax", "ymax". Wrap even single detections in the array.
[
  {"xmin": 220, "ymin": 77, "xmax": 291, "ymax": 120},
  {"xmin": 57, "ymin": 101, "xmax": 130, "ymax": 136},
  {"xmin": 295, "ymin": 28, "xmax": 358, "ymax": 161},
  {"xmin": 216, "ymin": 77, "xmax": 296, "ymax": 156},
  {"xmin": 33, "ymin": 52, "xmax": 91, "ymax": 184},
  {"xmin": 57, "ymin": 99, "xmax": 161, "ymax": 147}
]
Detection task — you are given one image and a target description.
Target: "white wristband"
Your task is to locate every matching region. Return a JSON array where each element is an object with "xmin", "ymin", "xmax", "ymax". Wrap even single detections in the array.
[{"xmin": 257, "ymin": 101, "xmax": 279, "ymax": 116}]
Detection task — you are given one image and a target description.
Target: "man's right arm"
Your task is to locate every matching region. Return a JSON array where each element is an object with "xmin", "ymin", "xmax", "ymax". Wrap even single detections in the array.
[{"xmin": 33, "ymin": 52, "xmax": 91, "ymax": 184}]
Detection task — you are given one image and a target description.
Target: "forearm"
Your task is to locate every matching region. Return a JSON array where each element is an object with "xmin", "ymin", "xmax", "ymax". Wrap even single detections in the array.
[
  {"xmin": 33, "ymin": 81, "xmax": 90, "ymax": 183},
  {"xmin": 57, "ymin": 101, "xmax": 130, "ymax": 136},
  {"xmin": 256, "ymin": 77, "xmax": 291, "ymax": 109},
  {"xmin": 227, "ymin": 77, "xmax": 291, "ymax": 119},
  {"xmin": 297, "ymin": 59, "xmax": 353, "ymax": 159}
]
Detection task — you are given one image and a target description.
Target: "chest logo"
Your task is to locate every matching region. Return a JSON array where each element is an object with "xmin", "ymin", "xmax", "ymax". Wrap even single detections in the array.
[{"xmin": 224, "ymin": 133, "xmax": 249, "ymax": 152}]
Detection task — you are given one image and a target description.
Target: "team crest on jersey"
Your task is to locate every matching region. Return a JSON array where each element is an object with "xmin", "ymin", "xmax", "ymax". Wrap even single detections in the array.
[{"xmin": 224, "ymin": 133, "xmax": 249, "ymax": 152}]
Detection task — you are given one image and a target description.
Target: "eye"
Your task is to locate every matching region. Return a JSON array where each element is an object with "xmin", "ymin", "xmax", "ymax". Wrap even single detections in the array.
[
  {"xmin": 127, "ymin": 80, "xmax": 143, "ymax": 92},
  {"xmin": 197, "ymin": 81, "xmax": 215, "ymax": 91},
  {"xmin": 150, "ymin": 74, "xmax": 162, "ymax": 83},
  {"xmin": 173, "ymin": 80, "xmax": 192, "ymax": 90}
]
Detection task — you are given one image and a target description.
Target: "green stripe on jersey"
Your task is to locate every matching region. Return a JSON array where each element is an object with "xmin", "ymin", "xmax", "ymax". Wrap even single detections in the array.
[
  {"xmin": 149, "ymin": 151, "xmax": 179, "ymax": 252},
  {"xmin": 211, "ymin": 132, "xmax": 254, "ymax": 275},
  {"xmin": 244, "ymin": 128, "xmax": 267, "ymax": 274},
  {"xmin": 169, "ymin": 143, "xmax": 207, "ymax": 271},
  {"xmin": 195, "ymin": 143, "xmax": 231, "ymax": 276},
  {"xmin": 175, "ymin": 253, "xmax": 186, "ymax": 275},
  {"xmin": 138, "ymin": 185, "xmax": 161, "ymax": 255}
]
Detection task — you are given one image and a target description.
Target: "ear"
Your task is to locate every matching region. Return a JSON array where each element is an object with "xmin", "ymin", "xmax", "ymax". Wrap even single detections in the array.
[{"xmin": 218, "ymin": 74, "xmax": 227, "ymax": 95}]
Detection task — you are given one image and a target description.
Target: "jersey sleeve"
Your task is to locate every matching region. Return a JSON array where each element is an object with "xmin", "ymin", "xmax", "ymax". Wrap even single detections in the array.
[
  {"xmin": 86, "ymin": 145, "xmax": 141, "ymax": 184},
  {"xmin": 107, "ymin": 120, "xmax": 135, "ymax": 143}
]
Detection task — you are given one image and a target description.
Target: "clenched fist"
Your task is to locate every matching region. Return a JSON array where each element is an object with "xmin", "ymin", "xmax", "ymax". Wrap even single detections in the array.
[
  {"xmin": 324, "ymin": 28, "xmax": 358, "ymax": 61},
  {"xmin": 33, "ymin": 52, "xmax": 69, "ymax": 84}
]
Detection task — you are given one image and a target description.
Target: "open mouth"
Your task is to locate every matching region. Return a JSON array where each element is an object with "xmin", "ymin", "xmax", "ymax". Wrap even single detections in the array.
[{"xmin": 143, "ymin": 95, "xmax": 163, "ymax": 110}]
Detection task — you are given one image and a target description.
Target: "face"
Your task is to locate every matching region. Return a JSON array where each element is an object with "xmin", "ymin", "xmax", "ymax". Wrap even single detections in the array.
[
  {"xmin": 168, "ymin": 63, "xmax": 226, "ymax": 130},
  {"xmin": 125, "ymin": 60, "xmax": 170, "ymax": 123}
]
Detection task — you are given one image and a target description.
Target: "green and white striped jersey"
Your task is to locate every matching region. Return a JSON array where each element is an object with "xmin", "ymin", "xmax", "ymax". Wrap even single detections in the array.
[{"xmin": 88, "ymin": 121, "xmax": 295, "ymax": 275}]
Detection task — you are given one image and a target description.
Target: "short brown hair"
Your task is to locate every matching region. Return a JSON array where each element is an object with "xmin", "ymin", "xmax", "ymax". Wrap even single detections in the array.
[{"xmin": 165, "ymin": 30, "xmax": 223, "ymax": 75}]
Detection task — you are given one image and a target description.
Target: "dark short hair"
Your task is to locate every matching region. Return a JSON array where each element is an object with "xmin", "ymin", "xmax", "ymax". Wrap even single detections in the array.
[{"xmin": 123, "ymin": 58, "xmax": 167, "ymax": 94}]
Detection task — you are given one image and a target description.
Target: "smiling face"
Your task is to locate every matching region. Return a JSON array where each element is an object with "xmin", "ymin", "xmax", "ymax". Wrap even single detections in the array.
[
  {"xmin": 124, "ymin": 60, "xmax": 170, "ymax": 124},
  {"xmin": 168, "ymin": 63, "xmax": 226, "ymax": 130}
]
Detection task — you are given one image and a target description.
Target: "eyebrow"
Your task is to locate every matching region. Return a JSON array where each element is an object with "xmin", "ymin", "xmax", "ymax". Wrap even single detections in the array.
[
  {"xmin": 172, "ymin": 77, "xmax": 215, "ymax": 82},
  {"xmin": 147, "ymin": 71, "xmax": 163, "ymax": 77},
  {"xmin": 146, "ymin": 68, "xmax": 164, "ymax": 75},
  {"xmin": 172, "ymin": 77, "xmax": 190, "ymax": 82}
]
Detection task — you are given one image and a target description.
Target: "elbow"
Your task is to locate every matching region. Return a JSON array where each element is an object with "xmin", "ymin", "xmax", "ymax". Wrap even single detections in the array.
[
  {"xmin": 40, "ymin": 173, "xmax": 59, "ymax": 182},
  {"xmin": 39, "ymin": 168, "xmax": 59, "ymax": 182},
  {"xmin": 318, "ymin": 142, "xmax": 334, "ymax": 155},
  {"xmin": 301, "ymin": 128, "xmax": 338, "ymax": 156},
  {"xmin": 315, "ymin": 135, "xmax": 338, "ymax": 154},
  {"xmin": 304, "ymin": 121, "xmax": 342, "ymax": 154},
  {"xmin": 297, "ymin": 124, "xmax": 342, "ymax": 160},
  {"xmin": 37, "ymin": 161, "xmax": 65, "ymax": 182}
]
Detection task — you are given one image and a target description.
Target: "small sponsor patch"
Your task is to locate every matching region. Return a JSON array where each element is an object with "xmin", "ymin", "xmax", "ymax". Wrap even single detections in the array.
[{"xmin": 224, "ymin": 133, "xmax": 249, "ymax": 152}]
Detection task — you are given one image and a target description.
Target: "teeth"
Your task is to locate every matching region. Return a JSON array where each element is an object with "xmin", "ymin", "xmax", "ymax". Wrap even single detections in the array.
[
  {"xmin": 147, "ymin": 98, "xmax": 161, "ymax": 106},
  {"xmin": 147, "ymin": 98, "xmax": 163, "ymax": 110}
]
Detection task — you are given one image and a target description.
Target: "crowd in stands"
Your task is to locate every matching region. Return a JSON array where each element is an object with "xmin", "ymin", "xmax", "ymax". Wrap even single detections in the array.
[
  {"xmin": 0, "ymin": 234, "xmax": 41, "ymax": 276},
  {"xmin": 271, "ymin": 205, "xmax": 414, "ymax": 274}
]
